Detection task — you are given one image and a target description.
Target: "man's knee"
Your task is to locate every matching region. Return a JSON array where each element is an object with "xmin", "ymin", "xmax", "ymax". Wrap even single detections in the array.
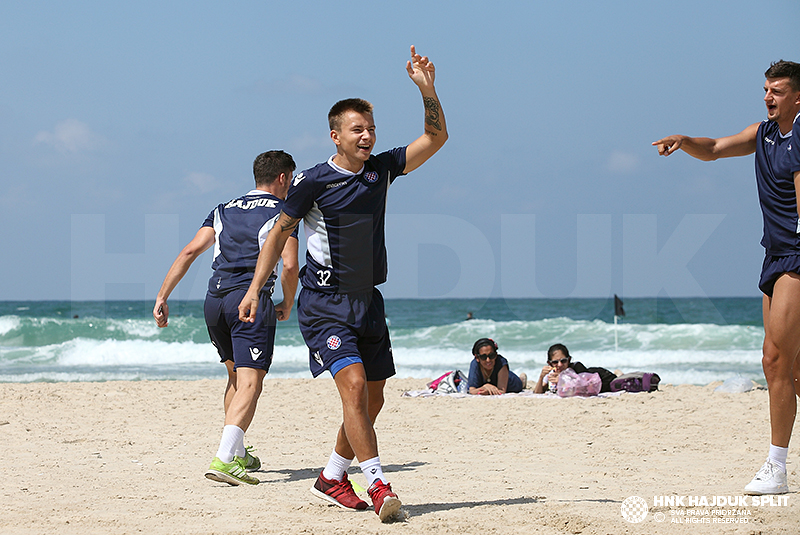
[
  {"xmin": 336, "ymin": 366, "xmax": 368, "ymax": 407},
  {"xmin": 234, "ymin": 368, "xmax": 265, "ymax": 393}
]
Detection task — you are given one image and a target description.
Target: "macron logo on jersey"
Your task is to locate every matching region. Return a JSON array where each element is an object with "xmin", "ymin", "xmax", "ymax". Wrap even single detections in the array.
[
  {"xmin": 250, "ymin": 347, "xmax": 262, "ymax": 361},
  {"xmin": 293, "ymin": 173, "xmax": 306, "ymax": 187}
]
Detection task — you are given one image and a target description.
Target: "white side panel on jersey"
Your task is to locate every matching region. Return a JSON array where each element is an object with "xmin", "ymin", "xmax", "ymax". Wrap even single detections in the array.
[
  {"xmin": 258, "ymin": 214, "xmax": 281, "ymax": 276},
  {"xmin": 304, "ymin": 202, "xmax": 333, "ymax": 267},
  {"xmin": 212, "ymin": 207, "xmax": 223, "ymax": 262}
]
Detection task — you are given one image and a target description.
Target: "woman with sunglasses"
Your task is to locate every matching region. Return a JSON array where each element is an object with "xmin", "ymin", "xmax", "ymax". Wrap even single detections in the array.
[
  {"xmin": 467, "ymin": 338, "xmax": 527, "ymax": 395},
  {"xmin": 534, "ymin": 343, "xmax": 573, "ymax": 394},
  {"xmin": 533, "ymin": 343, "xmax": 617, "ymax": 394}
]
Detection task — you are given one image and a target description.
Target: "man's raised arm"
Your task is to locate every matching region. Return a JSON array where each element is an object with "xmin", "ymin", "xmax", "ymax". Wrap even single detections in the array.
[
  {"xmin": 652, "ymin": 123, "xmax": 760, "ymax": 161},
  {"xmin": 404, "ymin": 45, "xmax": 448, "ymax": 174},
  {"xmin": 238, "ymin": 211, "xmax": 300, "ymax": 322}
]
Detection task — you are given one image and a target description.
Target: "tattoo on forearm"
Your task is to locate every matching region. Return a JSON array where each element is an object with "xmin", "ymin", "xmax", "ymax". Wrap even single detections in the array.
[
  {"xmin": 279, "ymin": 213, "xmax": 300, "ymax": 232},
  {"xmin": 424, "ymin": 97, "xmax": 441, "ymax": 131}
]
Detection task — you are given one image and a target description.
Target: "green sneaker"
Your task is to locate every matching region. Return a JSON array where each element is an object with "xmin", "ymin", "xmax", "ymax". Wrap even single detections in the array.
[
  {"xmin": 205, "ymin": 456, "xmax": 259, "ymax": 486},
  {"xmin": 243, "ymin": 446, "xmax": 261, "ymax": 472}
]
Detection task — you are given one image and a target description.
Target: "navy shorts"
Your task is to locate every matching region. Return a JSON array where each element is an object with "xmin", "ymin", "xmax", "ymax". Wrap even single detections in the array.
[
  {"xmin": 204, "ymin": 288, "xmax": 276, "ymax": 372},
  {"xmin": 759, "ymin": 254, "xmax": 800, "ymax": 297},
  {"xmin": 297, "ymin": 287, "xmax": 395, "ymax": 381}
]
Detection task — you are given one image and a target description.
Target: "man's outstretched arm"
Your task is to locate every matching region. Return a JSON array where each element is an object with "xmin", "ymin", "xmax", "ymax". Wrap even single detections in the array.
[
  {"xmin": 153, "ymin": 226, "xmax": 215, "ymax": 327},
  {"xmin": 238, "ymin": 211, "xmax": 300, "ymax": 322},
  {"xmin": 404, "ymin": 45, "xmax": 448, "ymax": 174},
  {"xmin": 652, "ymin": 123, "xmax": 759, "ymax": 161}
]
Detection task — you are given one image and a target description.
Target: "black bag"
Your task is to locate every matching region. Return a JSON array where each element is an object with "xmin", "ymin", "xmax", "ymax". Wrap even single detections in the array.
[
  {"xmin": 610, "ymin": 372, "xmax": 660, "ymax": 393},
  {"xmin": 571, "ymin": 362, "xmax": 617, "ymax": 393}
]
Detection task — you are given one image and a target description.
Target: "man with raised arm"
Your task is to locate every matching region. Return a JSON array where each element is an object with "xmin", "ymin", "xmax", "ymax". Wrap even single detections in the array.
[
  {"xmin": 653, "ymin": 60, "xmax": 800, "ymax": 495},
  {"xmin": 238, "ymin": 46, "xmax": 447, "ymax": 521},
  {"xmin": 154, "ymin": 150, "xmax": 299, "ymax": 486}
]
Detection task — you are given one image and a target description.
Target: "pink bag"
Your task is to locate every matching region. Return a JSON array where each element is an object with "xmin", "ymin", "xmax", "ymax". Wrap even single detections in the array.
[
  {"xmin": 556, "ymin": 368, "xmax": 601, "ymax": 397},
  {"xmin": 427, "ymin": 370, "xmax": 468, "ymax": 394}
]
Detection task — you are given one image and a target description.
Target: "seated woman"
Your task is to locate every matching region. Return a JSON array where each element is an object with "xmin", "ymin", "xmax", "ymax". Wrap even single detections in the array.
[
  {"xmin": 467, "ymin": 338, "xmax": 527, "ymax": 395},
  {"xmin": 533, "ymin": 343, "xmax": 617, "ymax": 393}
]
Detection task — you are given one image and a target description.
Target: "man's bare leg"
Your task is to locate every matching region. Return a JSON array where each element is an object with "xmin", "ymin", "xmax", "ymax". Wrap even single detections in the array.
[
  {"xmin": 762, "ymin": 275, "xmax": 800, "ymax": 448},
  {"xmin": 745, "ymin": 273, "xmax": 800, "ymax": 495},
  {"xmin": 205, "ymin": 366, "xmax": 265, "ymax": 485},
  {"xmin": 214, "ymin": 367, "xmax": 265, "ymax": 463},
  {"xmin": 331, "ymin": 364, "xmax": 399, "ymax": 519},
  {"xmin": 334, "ymin": 376, "xmax": 385, "ymax": 461},
  {"xmin": 333, "ymin": 363, "xmax": 379, "ymax": 462},
  {"xmin": 309, "ymin": 365, "xmax": 383, "ymax": 511},
  {"xmin": 223, "ymin": 360, "xmax": 236, "ymax": 415}
]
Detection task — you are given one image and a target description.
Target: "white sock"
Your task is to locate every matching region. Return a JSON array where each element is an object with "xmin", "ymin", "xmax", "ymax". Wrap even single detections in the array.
[
  {"xmin": 215, "ymin": 425, "xmax": 244, "ymax": 463},
  {"xmin": 768, "ymin": 444, "xmax": 788, "ymax": 471},
  {"xmin": 359, "ymin": 456, "xmax": 386, "ymax": 487},
  {"xmin": 234, "ymin": 435, "xmax": 246, "ymax": 459},
  {"xmin": 322, "ymin": 451, "xmax": 353, "ymax": 482}
]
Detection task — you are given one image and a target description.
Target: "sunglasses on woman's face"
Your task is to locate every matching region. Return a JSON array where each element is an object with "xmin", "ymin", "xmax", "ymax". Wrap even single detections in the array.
[
  {"xmin": 477, "ymin": 353, "xmax": 497, "ymax": 361},
  {"xmin": 548, "ymin": 358, "xmax": 569, "ymax": 366}
]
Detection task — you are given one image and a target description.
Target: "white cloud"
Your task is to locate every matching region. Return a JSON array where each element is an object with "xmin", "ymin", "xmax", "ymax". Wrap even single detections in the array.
[
  {"xmin": 244, "ymin": 74, "xmax": 326, "ymax": 96},
  {"xmin": 34, "ymin": 119, "xmax": 107, "ymax": 154},
  {"xmin": 606, "ymin": 151, "xmax": 639, "ymax": 174},
  {"xmin": 287, "ymin": 132, "xmax": 332, "ymax": 153},
  {"xmin": 254, "ymin": 74, "xmax": 324, "ymax": 95},
  {"xmin": 183, "ymin": 172, "xmax": 219, "ymax": 194},
  {"xmin": 280, "ymin": 74, "xmax": 324, "ymax": 93}
]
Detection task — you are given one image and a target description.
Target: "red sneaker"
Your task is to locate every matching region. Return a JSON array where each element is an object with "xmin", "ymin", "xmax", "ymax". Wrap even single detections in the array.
[
  {"xmin": 310, "ymin": 473, "xmax": 368, "ymax": 510},
  {"xmin": 367, "ymin": 480, "xmax": 402, "ymax": 521}
]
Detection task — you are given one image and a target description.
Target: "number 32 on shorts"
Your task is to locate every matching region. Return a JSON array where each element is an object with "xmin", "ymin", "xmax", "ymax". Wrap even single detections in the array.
[{"xmin": 316, "ymin": 269, "xmax": 331, "ymax": 287}]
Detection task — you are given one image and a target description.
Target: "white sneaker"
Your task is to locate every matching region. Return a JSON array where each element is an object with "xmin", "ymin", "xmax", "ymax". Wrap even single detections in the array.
[{"xmin": 744, "ymin": 459, "xmax": 788, "ymax": 495}]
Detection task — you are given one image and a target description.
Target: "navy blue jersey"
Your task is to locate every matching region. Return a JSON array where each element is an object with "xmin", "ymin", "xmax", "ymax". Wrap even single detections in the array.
[
  {"xmin": 283, "ymin": 148, "xmax": 407, "ymax": 293},
  {"xmin": 467, "ymin": 355, "xmax": 523, "ymax": 393},
  {"xmin": 756, "ymin": 116, "xmax": 800, "ymax": 255},
  {"xmin": 203, "ymin": 190, "xmax": 292, "ymax": 297}
]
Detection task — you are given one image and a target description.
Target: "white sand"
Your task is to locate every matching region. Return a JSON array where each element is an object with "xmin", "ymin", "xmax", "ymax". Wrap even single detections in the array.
[{"xmin": 1, "ymin": 378, "xmax": 797, "ymax": 534}]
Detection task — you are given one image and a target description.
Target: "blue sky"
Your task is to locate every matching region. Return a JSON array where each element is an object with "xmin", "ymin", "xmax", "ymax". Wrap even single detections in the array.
[{"xmin": 2, "ymin": 0, "xmax": 799, "ymax": 301}]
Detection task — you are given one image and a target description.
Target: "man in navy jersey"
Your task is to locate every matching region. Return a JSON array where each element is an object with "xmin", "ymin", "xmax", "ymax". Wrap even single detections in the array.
[
  {"xmin": 239, "ymin": 46, "xmax": 447, "ymax": 521},
  {"xmin": 154, "ymin": 150, "xmax": 299, "ymax": 486},
  {"xmin": 653, "ymin": 61, "xmax": 800, "ymax": 495}
]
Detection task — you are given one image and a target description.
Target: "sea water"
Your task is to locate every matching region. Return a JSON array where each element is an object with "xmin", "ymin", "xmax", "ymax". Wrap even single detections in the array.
[{"xmin": 0, "ymin": 298, "xmax": 765, "ymax": 385}]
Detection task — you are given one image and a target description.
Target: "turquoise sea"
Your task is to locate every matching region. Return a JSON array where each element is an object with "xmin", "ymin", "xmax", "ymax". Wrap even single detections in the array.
[{"xmin": 0, "ymin": 298, "xmax": 765, "ymax": 385}]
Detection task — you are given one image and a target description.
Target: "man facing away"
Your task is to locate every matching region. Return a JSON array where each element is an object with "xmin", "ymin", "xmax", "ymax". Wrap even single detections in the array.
[
  {"xmin": 653, "ymin": 60, "xmax": 800, "ymax": 495},
  {"xmin": 153, "ymin": 150, "xmax": 299, "ymax": 485},
  {"xmin": 238, "ymin": 46, "xmax": 447, "ymax": 521}
]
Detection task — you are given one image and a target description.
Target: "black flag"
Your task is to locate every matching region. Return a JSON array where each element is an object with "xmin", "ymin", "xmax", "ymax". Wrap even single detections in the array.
[{"xmin": 614, "ymin": 294, "xmax": 625, "ymax": 317}]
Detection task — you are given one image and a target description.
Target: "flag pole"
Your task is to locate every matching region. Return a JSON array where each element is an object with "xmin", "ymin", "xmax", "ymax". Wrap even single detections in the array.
[{"xmin": 613, "ymin": 294, "xmax": 625, "ymax": 353}]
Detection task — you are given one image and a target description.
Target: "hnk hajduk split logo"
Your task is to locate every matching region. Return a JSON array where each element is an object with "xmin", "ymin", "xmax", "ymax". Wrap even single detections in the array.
[
  {"xmin": 621, "ymin": 494, "xmax": 788, "ymax": 525},
  {"xmin": 621, "ymin": 496, "xmax": 648, "ymax": 523}
]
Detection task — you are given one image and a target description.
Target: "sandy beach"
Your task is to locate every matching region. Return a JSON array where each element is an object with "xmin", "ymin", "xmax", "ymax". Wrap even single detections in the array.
[{"xmin": 2, "ymin": 378, "xmax": 796, "ymax": 534}]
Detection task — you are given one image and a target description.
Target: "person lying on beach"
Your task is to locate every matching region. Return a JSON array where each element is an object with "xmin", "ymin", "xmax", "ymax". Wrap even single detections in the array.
[
  {"xmin": 467, "ymin": 338, "xmax": 527, "ymax": 395},
  {"xmin": 533, "ymin": 343, "xmax": 617, "ymax": 394}
]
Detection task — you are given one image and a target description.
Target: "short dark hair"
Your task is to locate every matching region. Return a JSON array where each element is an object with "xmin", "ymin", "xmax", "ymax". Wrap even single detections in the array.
[
  {"xmin": 765, "ymin": 60, "xmax": 800, "ymax": 92},
  {"xmin": 328, "ymin": 98, "xmax": 374, "ymax": 131},
  {"xmin": 547, "ymin": 343, "xmax": 571, "ymax": 361},
  {"xmin": 252, "ymin": 150, "xmax": 296, "ymax": 187}
]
